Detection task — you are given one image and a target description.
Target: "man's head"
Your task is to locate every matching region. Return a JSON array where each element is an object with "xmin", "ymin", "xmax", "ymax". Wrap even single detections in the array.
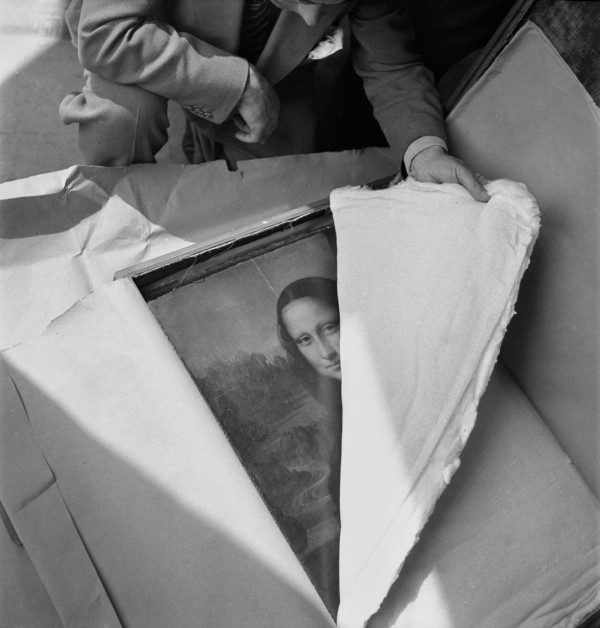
[{"xmin": 270, "ymin": 0, "xmax": 346, "ymax": 27}]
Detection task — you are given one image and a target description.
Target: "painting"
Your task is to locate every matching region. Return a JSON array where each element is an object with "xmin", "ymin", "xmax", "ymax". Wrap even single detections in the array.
[{"xmin": 146, "ymin": 222, "xmax": 342, "ymax": 616}]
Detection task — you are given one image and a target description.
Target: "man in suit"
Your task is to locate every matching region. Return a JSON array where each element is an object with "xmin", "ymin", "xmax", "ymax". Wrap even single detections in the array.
[{"xmin": 60, "ymin": 0, "xmax": 489, "ymax": 201}]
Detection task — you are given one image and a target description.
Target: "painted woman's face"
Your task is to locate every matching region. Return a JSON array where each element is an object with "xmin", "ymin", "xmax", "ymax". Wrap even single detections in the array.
[{"xmin": 281, "ymin": 296, "xmax": 341, "ymax": 380}]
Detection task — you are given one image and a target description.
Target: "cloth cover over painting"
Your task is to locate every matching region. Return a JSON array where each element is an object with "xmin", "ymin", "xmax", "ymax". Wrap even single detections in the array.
[{"xmin": 331, "ymin": 179, "xmax": 539, "ymax": 626}]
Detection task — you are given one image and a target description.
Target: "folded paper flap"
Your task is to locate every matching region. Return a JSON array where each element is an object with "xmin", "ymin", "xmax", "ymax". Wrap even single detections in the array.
[
  {"xmin": 11, "ymin": 485, "xmax": 123, "ymax": 628},
  {"xmin": 0, "ymin": 360, "xmax": 56, "ymax": 510},
  {"xmin": 331, "ymin": 179, "xmax": 540, "ymax": 626},
  {"xmin": 446, "ymin": 23, "xmax": 600, "ymax": 498},
  {"xmin": 0, "ymin": 357, "xmax": 122, "ymax": 628},
  {"xmin": 4, "ymin": 279, "xmax": 335, "ymax": 628}
]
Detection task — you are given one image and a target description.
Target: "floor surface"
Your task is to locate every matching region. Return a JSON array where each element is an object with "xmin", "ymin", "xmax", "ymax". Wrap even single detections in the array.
[{"xmin": 0, "ymin": 0, "xmax": 186, "ymax": 184}]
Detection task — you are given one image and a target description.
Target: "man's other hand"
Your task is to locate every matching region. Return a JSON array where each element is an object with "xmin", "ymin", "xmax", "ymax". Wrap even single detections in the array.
[
  {"xmin": 234, "ymin": 65, "xmax": 280, "ymax": 144},
  {"xmin": 410, "ymin": 146, "xmax": 490, "ymax": 203}
]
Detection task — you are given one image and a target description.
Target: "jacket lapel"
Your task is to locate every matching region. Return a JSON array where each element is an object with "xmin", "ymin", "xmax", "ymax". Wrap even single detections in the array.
[{"xmin": 256, "ymin": 4, "xmax": 348, "ymax": 85}]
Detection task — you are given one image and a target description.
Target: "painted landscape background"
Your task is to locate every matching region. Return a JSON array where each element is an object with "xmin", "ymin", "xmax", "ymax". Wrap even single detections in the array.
[{"xmin": 149, "ymin": 232, "xmax": 341, "ymax": 613}]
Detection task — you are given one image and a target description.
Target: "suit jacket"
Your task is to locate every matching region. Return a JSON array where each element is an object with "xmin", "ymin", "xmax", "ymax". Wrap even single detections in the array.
[{"xmin": 67, "ymin": 0, "xmax": 445, "ymax": 162}]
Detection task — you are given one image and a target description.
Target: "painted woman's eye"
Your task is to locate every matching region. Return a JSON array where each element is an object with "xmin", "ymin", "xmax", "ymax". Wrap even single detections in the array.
[
  {"xmin": 296, "ymin": 335, "xmax": 312, "ymax": 347},
  {"xmin": 322, "ymin": 321, "xmax": 340, "ymax": 335}
]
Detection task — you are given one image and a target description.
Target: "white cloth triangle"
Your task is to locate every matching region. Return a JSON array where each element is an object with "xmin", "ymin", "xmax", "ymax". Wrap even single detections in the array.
[{"xmin": 332, "ymin": 179, "xmax": 540, "ymax": 627}]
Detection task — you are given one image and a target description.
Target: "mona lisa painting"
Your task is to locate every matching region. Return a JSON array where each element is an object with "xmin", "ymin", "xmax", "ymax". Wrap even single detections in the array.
[{"xmin": 144, "ymin": 219, "xmax": 342, "ymax": 617}]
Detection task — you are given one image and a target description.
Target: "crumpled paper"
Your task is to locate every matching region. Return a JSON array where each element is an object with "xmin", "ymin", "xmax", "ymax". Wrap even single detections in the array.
[{"xmin": 0, "ymin": 149, "xmax": 396, "ymax": 351}]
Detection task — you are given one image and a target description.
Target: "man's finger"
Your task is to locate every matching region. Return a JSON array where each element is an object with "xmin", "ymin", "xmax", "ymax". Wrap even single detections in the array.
[
  {"xmin": 235, "ymin": 126, "xmax": 262, "ymax": 143},
  {"xmin": 234, "ymin": 114, "xmax": 269, "ymax": 143},
  {"xmin": 456, "ymin": 165, "xmax": 490, "ymax": 203},
  {"xmin": 475, "ymin": 171, "xmax": 489, "ymax": 186}
]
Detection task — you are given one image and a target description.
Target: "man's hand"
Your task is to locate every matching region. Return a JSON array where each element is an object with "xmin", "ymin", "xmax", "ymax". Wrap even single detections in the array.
[
  {"xmin": 233, "ymin": 65, "xmax": 280, "ymax": 144},
  {"xmin": 410, "ymin": 146, "xmax": 490, "ymax": 202}
]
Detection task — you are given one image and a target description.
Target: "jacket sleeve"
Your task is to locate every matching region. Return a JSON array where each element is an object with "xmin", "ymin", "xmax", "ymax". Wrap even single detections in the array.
[
  {"xmin": 75, "ymin": 0, "xmax": 249, "ymax": 124},
  {"xmin": 349, "ymin": 0, "xmax": 446, "ymax": 165}
]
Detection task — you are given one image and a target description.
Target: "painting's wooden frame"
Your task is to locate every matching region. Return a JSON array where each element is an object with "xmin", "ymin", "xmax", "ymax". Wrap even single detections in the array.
[{"xmin": 116, "ymin": 174, "xmax": 393, "ymax": 299}]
